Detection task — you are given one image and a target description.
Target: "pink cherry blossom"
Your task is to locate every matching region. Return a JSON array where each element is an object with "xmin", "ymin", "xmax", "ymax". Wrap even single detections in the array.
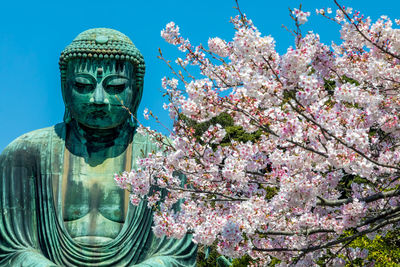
[
  {"xmin": 115, "ymin": 3, "xmax": 400, "ymax": 265},
  {"xmin": 292, "ymin": 8, "xmax": 311, "ymax": 25}
]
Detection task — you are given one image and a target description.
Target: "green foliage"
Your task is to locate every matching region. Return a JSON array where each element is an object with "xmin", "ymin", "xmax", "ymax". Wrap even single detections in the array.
[
  {"xmin": 324, "ymin": 79, "xmax": 335, "ymax": 96},
  {"xmin": 337, "ymin": 174, "xmax": 373, "ymax": 199},
  {"xmin": 333, "ymin": 174, "xmax": 400, "ymax": 265},
  {"xmin": 178, "ymin": 112, "xmax": 263, "ymax": 147},
  {"xmin": 347, "ymin": 229, "xmax": 400, "ymax": 266},
  {"xmin": 263, "ymin": 185, "xmax": 279, "ymax": 200},
  {"xmin": 314, "ymin": 229, "xmax": 400, "ymax": 266},
  {"xmin": 341, "ymin": 75, "xmax": 360, "ymax": 86},
  {"xmin": 231, "ymin": 255, "xmax": 253, "ymax": 266},
  {"xmin": 197, "ymin": 246, "xmax": 222, "ymax": 267},
  {"xmin": 196, "ymin": 245, "xmax": 283, "ymax": 267}
]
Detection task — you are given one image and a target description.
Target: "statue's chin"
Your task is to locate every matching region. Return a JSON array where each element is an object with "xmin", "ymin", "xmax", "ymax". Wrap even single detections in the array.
[
  {"xmin": 77, "ymin": 119, "xmax": 123, "ymax": 131},
  {"xmin": 73, "ymin": 236, "xmax": 114, "ymax": 245}
]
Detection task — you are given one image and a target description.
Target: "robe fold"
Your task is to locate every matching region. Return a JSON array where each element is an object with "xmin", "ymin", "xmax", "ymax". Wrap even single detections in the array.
[{"xmin": 0, "ymin": 123, "xmax": 196, "ymax": 266}]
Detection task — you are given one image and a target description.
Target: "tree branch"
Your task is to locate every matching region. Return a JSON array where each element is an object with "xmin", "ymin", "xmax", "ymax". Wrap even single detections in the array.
[
  {"xmin": 316, "ymin": 188, "xmax": 400, "ymax": 207},
  {"xmin": 333, "ymin": 0, "xmax": 400, "ymax": 61}
]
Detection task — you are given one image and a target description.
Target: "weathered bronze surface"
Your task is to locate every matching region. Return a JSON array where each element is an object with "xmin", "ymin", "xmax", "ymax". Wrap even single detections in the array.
[{"xmin": 0, "ymin": 28, "xmax": 196, "ymax": 266}]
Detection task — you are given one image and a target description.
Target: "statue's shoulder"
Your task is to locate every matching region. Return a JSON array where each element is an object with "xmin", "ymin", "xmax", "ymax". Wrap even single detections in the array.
[
  {"xmin": 132, "ymin": 129, "xmax": 152, "ymax": 144},
  {"xmin": 1, "ymin": 123, "xmax": 65, "ymax": 158},
  {"xmin": 131, "ymin": 128, "xmax": 168, "ymax": 150}
]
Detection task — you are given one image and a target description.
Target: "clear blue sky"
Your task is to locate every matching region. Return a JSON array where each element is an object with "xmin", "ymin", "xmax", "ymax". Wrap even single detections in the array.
[{"xmin": 1, "ymin": 0, "xmax": 399, "ymax": 152}]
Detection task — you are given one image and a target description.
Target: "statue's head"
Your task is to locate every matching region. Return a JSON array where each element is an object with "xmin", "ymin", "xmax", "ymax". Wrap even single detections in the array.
[{"xmin": 59, "ymin": 28, "xmax": 145, "ymax": 129}]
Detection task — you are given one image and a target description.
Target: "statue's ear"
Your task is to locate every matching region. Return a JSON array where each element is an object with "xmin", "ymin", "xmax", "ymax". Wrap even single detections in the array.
[
  {"xmin": 61, "ymin": 80, "xmax": 72, "ymax": 124},
  {"xmin": 61, "ymin": 75, "xmax": 68, "ymax": 102},
  {"xmin": 63, "ymin": 107, "xmax": 72, "ymax": 124}
]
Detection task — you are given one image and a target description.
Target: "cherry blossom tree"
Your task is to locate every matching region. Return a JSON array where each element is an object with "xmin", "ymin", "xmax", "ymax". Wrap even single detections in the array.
[{"xmin": 116, "ymin": 0, "xmax": 400, "ymax": 265}]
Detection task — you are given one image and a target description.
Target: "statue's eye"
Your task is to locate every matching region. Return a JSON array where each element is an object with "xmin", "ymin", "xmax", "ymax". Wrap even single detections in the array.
[
  {"xmin": 105, "ymin": 78, "xmax": 128, "ymax": 94},
  {"xmin": 73, "ymin": 77, "xmax": 95, "ymax": 93}
]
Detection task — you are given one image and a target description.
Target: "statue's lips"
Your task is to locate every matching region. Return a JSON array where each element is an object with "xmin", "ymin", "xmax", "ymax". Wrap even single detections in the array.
[
  {"xmin": 89, "ymin": 110, "xmax": 108, "ymax": 117},
  {"xmin": 84, "ymin": 104, "xmax": 125, "ymax": 118}
]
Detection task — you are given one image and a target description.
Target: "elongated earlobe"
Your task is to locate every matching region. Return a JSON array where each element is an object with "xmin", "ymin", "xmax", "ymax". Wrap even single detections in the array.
[{"xmin": 63, "ymin": 108, "xmax": 72, "ymax": 124}]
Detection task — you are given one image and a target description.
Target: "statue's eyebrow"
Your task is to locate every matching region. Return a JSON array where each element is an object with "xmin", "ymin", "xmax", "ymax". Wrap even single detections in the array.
[
  {"xmin": 74, "ymin": 73, "xmax": 96, "ymax": 83},
  {"xmin": 104, "ymin": 74, "xmax": 128, "ymax": 79}
]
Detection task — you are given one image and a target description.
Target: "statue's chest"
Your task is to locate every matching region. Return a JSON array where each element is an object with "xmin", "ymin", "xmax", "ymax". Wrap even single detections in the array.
[{"xmin": 62, "ymin": 154, "xmax": 130, "ymax": 239}]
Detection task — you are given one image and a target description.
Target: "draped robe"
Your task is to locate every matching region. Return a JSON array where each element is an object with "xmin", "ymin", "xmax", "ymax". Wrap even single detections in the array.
[{"xmin": 0, "ymin": 122, "xmax": 196, "ymax": 266}]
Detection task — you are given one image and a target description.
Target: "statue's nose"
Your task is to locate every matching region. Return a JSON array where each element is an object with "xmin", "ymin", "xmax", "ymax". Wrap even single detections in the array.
[{"xmin": 90, "ymin": 84, "xmax": 109, "ymax": 104}]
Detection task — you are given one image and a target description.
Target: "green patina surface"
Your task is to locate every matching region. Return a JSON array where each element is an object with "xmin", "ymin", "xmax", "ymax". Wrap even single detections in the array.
[{"xmin": 0, "ymin": 28, "xmax": 196, "ymax": 266}]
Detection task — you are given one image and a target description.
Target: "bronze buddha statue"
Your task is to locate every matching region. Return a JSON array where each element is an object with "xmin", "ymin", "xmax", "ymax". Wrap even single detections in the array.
[{"xmin": 0, "ymin": 28, "xmax": 196, "ymax": 266}]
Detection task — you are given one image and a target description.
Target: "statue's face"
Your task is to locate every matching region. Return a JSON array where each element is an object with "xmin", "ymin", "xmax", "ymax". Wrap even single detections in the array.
[{"xmin": 64, "ymin": 59, "xmax": 136, "ymax": 129}]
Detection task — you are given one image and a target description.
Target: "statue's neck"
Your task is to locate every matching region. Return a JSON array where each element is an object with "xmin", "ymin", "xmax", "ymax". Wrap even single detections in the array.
[
  {"xmin": 77, "ymin": 123, "xmax": 122, "ymax": 144},
  {"xmin": 67, "ymin": 119, "xmax": 134, "ymax": 155}
]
